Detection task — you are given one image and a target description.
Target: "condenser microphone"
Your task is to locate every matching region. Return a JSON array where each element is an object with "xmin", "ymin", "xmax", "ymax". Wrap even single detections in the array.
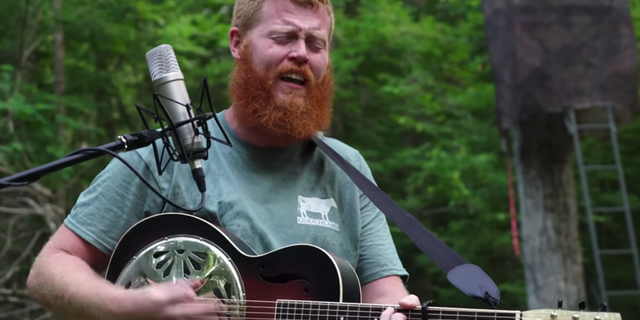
[{"xmin": 145, "ymin": 44, "xmax": 207, "ymax": 193}]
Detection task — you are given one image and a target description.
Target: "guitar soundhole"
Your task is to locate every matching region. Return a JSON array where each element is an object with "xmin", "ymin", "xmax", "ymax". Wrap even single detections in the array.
[
  {"xmin": 193, "ymin": 251, "xmax": 208, "ymax": 259},
  {"xmin": 150, "ymin": 249, "xmax": 213, "ymax": 279},
  {"xmin": 211, "ymin": 283, "xmax": 235, "ymax": 301},
  {"xmin": 225, "ymin": 282, "xmax": 232, "ymax": 295},
  {"xmin": 184, "ymin": 261, "xmax": 191, "ymax": 277},
  {"xmin": 259, "ymin": 264, "xmax": 311, "ymax": 293},
  {"xmin": 156, "ymin": 257, "xmax": 169, "ymax": 270},
  {"xmin": 153, "ymin": 251, "xmax": 168, "ymax": 258},
  {"xmin": 188, "ymin": 256, "xmax": 202, "ymax": 271}
]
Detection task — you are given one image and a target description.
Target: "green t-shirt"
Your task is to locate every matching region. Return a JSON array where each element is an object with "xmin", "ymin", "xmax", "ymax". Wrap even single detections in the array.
[{"xmin": 64, "ymin": 109, "xmax": 408, "ymax": 285}]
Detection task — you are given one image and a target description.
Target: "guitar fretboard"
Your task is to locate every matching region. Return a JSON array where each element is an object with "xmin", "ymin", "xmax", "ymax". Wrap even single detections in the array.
[{"xmin": 275, "ymin": 300, "xmax": 521, "ymax": 320}]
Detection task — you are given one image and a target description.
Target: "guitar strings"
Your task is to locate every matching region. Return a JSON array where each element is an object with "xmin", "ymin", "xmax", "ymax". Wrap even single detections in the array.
[
  {"xmin": 188, "ymin": 297, "xmax": 606, "ymax": 320},
  {"xmin": 191, "ymin": 298, "xmax": 545, "ymax": 320},
  {"xmin": 210, "ymin": 314, "xmax": 523, "ymax": 320},
  {"xmin": 207, "ymin": 313, "xmax": 522, "ymax": 320},
  {"xmin": 195, "ymin": 297, "xmax": 515, "ymax": 312},
  {"xmin": 195, "ymin": 309, "xmax": 599, "ymax": 320}
]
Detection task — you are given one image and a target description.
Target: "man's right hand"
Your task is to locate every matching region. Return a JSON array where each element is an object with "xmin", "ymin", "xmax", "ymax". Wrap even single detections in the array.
[
  {"xmin": 28, "ymin": 225, "xmax": 229, "ymax": 320},
  {"xmin": 117, "ymin": 279, "xmax": 227, "ymax": 320}
]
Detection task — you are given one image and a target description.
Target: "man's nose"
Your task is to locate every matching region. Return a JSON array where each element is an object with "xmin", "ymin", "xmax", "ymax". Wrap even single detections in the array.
[{"xmin": 287, "ymin": 40, "xmax": 309, "ymax": 64}]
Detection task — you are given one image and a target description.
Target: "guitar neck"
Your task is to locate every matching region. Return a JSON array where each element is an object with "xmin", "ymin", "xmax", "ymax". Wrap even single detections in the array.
[{"xmin": 274, "ymin": 300, "xmax": 521, "ymax": 320}]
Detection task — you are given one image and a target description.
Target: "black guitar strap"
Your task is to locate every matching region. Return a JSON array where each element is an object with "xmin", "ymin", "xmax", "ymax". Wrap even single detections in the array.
[{"xmin": 311, "ymin": 136, "xmax": 501, "ymax": 308}]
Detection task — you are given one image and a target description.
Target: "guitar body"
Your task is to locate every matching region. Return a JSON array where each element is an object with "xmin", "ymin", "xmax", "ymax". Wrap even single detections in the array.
[
  {"xmin": 104, "ymin": 212, "xmax": 625, "ymax": 320},
  {"xmin": 105, "ymin": 212, "xmax": 362, "ymax": 305}
]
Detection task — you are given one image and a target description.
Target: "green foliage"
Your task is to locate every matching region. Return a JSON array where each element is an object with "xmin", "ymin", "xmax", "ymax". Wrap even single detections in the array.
[
  {"xmin": 328, "ymin": 0, "xmax": 527, "ymax": 307},
  {"xmin": 0, "ymin": 0, "xmax": 526, "ymax": 311},
  {"xmin": 2, "ymin": 0, "xmax": 640, "ymax": 316}
]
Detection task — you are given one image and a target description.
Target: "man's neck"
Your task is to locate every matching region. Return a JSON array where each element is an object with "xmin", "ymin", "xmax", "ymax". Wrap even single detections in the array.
[{"xmin": 225, "ymin": 106, "xmax": 299, "ymax": 149}]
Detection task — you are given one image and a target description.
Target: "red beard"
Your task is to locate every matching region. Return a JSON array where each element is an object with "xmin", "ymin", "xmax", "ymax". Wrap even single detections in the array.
[{"xmin": 228, "ymin": 44, "xmax": 334, "ymax": 142}]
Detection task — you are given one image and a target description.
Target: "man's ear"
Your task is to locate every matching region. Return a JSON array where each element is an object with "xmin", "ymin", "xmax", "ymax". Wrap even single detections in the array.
[{"xmin": 229, "ymin": 27, "xmax": 243, "ymax": 60}]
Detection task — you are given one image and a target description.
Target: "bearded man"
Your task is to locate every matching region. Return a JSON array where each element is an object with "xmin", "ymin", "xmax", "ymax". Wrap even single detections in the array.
[{"xmin": 25, "ymin": 0, "xmax": 419, "ymax": 319}]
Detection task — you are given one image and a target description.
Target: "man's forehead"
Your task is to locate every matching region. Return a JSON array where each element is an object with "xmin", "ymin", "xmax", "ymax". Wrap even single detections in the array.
[{"xmin": 258, "ymin": 1, "xmax": 330, "ymax": 35}]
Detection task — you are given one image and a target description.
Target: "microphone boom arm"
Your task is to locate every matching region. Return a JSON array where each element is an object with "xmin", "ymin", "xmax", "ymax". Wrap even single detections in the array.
[
  {"xmin": 0, "ymin": 76, "xmax": 231, "ymax": 214},
  {"xmin": 0, "ymin": 129, "xmax": 163, "ymax": 190}
]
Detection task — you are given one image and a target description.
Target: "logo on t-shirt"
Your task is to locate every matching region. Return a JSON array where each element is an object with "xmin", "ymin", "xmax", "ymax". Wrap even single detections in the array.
[{"xmin": 296, "ymin": 195, "xmax": 339, "ymax": 231}]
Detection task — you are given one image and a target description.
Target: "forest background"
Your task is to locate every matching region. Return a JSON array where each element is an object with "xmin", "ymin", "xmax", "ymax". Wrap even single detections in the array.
[{"xmin": 2, "ymin": 0, "xmax": 640, "ymax": 319}]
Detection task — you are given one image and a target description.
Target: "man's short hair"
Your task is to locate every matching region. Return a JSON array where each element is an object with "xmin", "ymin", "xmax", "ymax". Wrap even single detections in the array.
[{"xmin": 231, "ymin": 0, "xmax": 335, "ymax": 41}]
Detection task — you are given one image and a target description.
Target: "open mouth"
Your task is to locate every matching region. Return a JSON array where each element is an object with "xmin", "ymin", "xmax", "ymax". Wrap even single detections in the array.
[{"xmin": 279, "ymin": 73, "xmax": 306, "ymax": 86}]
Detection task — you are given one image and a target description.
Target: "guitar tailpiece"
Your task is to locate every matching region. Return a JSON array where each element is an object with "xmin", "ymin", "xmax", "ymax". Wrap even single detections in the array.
[
  {"xmin": 421, "ymin": 300, "xmax": 437, "ymax": 320},
  {"xmin": 599, "ymin": 302, "xmax": 608, "ymax": 312}
]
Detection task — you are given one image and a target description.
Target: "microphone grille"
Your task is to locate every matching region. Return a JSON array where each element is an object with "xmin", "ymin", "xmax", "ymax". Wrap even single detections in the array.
[{"xmin": 145, "ymin": 44, "xmax": 182, "ymax": 81}]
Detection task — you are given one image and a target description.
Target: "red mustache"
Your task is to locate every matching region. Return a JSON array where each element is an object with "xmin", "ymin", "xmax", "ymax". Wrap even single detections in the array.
[{"xmin": 273, "ymin": 63, "xmax": 315, "ymax": 86}]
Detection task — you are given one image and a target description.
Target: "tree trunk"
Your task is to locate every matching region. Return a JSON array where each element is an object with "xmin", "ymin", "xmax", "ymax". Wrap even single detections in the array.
[
  {"xmin": 53, "ymin": 0, "xmax": 65, "ymax": 137},
  {"xmin": 513, "ymin": 113, "xmax": 586, "ymax": 310},
  {"xmin": 53, "ymin": 0, "xmax": 67, "ymax": 210}
]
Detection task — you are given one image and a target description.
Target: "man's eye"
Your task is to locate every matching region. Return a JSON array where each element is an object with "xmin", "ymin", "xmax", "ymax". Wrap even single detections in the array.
[
  {"xmin": 308, "ymin": 41, "xmax": 325, "ymax": 51},
  {"xmin": 274, "ymin": 36, "xmax": 294, "ymax": 43}
]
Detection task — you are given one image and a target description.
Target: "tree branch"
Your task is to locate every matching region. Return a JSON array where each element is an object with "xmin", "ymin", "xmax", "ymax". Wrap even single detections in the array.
[
  {"xmin": 0, "ymin": 206, "xmax": 43, "ymax": 216},
  {"xmin": 0, "ymin": 215, "xmax": 22, "ymax": 260},
  {"xmin": 32, "ymin": 311, "xmax": 54, "ymax": 320},
  {"xmin": 0, "ymin": 288, "xmax": 30, "ymax": 297},
  {"xmin": 0, "ymin": 229, "xmax": 43, "ymax": 286},
  {"xmin": 414, "ymin": 206, "xmax": 452, "ymax": 218},
  {"xmin": 0, "ymin": 304, "xmax": 41, "ymax": 319}
]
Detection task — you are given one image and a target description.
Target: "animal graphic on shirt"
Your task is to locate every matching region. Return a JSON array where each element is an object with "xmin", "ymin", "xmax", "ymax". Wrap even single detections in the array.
[{"xmin": 296, "ymin": 195, "xmax": 340, "ymax": 231}]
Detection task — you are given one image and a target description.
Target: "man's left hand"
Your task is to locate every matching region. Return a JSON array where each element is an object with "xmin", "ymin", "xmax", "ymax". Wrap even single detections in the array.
[{"xmin": 380, "ymin": 294, "xmax": 421, "ymax": 320}]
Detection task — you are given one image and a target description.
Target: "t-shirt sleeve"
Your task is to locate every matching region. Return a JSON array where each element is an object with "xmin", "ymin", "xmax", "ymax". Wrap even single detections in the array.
[
  {"xmin": 64, "ymin": 150, "xmax": 166, "ymax": 256},
  {"xmin": 354, "ymin": 153, "xmax": 410, "ymax": 285}
]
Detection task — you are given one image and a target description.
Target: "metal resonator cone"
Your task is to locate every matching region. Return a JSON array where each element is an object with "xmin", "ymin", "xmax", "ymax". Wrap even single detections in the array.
[{"xmin": 114, "ymin": 235, "xmax": 246, "ymax": 319}]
